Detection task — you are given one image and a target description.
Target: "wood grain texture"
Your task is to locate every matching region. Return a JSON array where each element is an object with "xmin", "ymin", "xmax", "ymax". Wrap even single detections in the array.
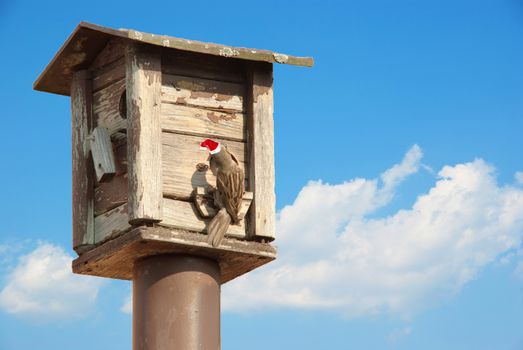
[
  {"xmin": 94, "ymin": 143, "xmax": 127, "ymax": 215},
  {"xmin": 94, "ymin": 203, "xmax": 131, "ymax": 243},
  {"xmin": 162, "ymin": 74, "xmax": 244, "ymax": 112},
  {"xmin": 162, "ymin": 132, "xmax": 248, "ymax": 199},
  {"xmin": 92, "ymin": 58, "xmax": 125, "ymax": 92},
  {"xmin": 194, "ymin": 187, "xmax": 253, "ymax": 220},
  {"xmin": 71, "ymin": 70, "xmax": 95, "ymax": 251},
  {"xmin": 34, "ymin": 22, "xmax": 313, "ymax": 96},
  {"xmin": 93, "ymin": 78, "xmax": 127, "ymax": 135},
  {"xmin": 120, "ymin": 24, "xmax": 314, "ymax": 67},
  {"xmin": 90, "ymin": 37, "xmax": 126, "ymax": 71},
  {"xmin": 93, "ymin": 133, "xmax": 247, "ymax": 212},
  {"xmin": 161, "ymin": 198, "xmax": 246, "ymax": 239},
  {"xmin": 248, "ymin": 63, "xmax": 276, "ymax": 240},
  {"xmin": 161, "ymin": 103, "xmax": 246, "ymax": 141},
  {"xmin": 126, "ymin": 43, "xmax": 163, "ymax": 223},
  {"xmin": 72, "ymin": 226, "xmax": 277, "ymax": 283},
  {"xmin": 162, "ymin": 49, "xmax": 246, "ymax": 83},
  {"xmin": 95, "ymin": 174, "xmax": 128, "ymax": 215},
  {"xmin": 90, "ymin": 127, "xmax": 116, "ymax": 182}
]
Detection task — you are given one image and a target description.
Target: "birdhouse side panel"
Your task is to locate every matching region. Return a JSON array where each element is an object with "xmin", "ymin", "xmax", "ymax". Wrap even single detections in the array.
[
  {"xmin": 159, "ymin": 50, "xmax": 250, "ymax": 239},
  {"xmin": 92, "ymin": 78, "xmax": 126, "ymax": 135},
  {"xmin": 91, "ymin": 82, "xmax": 130, "ymax": 244},
  {"xmin": 91, "ymin": 38, "xmax": 126, "ymax": 136},
  {"xmin": 94, "ymin": 143, "xmax": 127, "ymax": 216},
  {"xmin": 90, "ymin": 38, "xmax": 127, "ymax": 72},
  {"xmin": 88, "ymin": 40, "xmax": 131, "ymax": 246},
  {"xmin": 92, "ymin": 143, "xmax": 130, "ymax": 243}
]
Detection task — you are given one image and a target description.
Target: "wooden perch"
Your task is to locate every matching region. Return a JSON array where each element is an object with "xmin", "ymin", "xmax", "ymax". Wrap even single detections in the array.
[
  {"xmin": 193, "ymin": 187, "xmax": 253, "ymax": 220},
  {"xmin": 89, "ymin": 126, "xmax": 116, "ymax": 182}
]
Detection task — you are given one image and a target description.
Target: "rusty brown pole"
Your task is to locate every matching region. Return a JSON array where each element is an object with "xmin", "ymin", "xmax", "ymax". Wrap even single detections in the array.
[{"xmin": 133, "ymin": 254, "xmax": 221, "ymax": 350}]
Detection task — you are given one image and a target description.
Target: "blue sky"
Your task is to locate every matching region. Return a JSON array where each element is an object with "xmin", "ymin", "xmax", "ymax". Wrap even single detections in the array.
[{"xmin": 1, "ymin": 0, "xmax": 523, "ymax": 349}]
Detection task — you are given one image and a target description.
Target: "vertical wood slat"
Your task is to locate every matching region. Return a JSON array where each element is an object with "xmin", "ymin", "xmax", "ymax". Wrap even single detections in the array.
[
  {"xmin": 248, "ymin": 63, "xmax": 276, "ymax": 240},
  {"xmin": 126, "ymin": 43, "xmax": 163, "ymax": 223},
  {"xmin": 71, "ymin": 70, "xmax": 95, "ymax": 251},
  {"xmin": 90, "ymin": 126, "xmax": 116, "ymax": 182}
]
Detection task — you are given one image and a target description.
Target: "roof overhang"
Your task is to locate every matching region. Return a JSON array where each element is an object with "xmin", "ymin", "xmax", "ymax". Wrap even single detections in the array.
[{"xmin": 34, "ymin": 22, "xmax": 314, "ymax": 96}]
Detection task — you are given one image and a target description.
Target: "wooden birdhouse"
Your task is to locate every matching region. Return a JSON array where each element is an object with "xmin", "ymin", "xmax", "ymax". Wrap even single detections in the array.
[{"xmin": 34, "ymin": 22, "xmax": 313, "ymax": 283}]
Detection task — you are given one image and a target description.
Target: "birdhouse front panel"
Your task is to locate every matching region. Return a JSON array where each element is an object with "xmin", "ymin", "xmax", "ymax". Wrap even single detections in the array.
[
  {"xmin": 72, "ymin": 38, "xmax": 275, "ymax": 252},
  {"xmin": 34, "ymin": 23, "xmax": 312, "ymax": 263},
  {"xmin": 159, "ymin": 50, "xmax": 251, "ymax": 239}
]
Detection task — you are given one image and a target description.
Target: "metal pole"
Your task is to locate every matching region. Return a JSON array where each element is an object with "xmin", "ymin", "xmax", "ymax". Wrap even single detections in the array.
[{"xmin": 133, "ymin": 254, "xmax": 220, "ymax": 350}]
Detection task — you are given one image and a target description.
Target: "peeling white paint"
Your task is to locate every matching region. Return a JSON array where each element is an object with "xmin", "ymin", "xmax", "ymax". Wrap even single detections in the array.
[
  {"xmin": 273, "ymin": 53, "xmax": 289, "ymax": 64},
  {"xmin": 162, "ymin": 39, "xmax": 170, "ymax": 47},
  {"xmin": 219, "ymin": 47, "xmax": 240, "ymax": 57},
  {"xmin": 131, "ymin": 30, "xmax": 143, "ymax": 40}
]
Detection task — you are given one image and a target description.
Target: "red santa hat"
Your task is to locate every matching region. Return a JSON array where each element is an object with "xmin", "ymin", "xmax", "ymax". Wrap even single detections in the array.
[{"xmin": 200, "ymin": 139, "xmax": 222, "ymax": 155}]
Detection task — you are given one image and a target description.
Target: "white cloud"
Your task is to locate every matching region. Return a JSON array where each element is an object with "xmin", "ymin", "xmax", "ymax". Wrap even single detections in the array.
[
  {"xmin": 0, "ymin": 243, "xmax": 104, "ymax": 319},
  {"xmin": 387, "ymin": 326, "xmax": 412, "ymax": 344},
  {"xmin": 223, "ymin": 146, "xmax": 523, "ymax": 317},
  {"xmin": 515, "ymin": 172, "xmax": 523, "ymax": 185},
  {"xmin": 121, "ymin": 291, "xmax": 132, "ymax": 314},
  {"xmin": 380, "ymin": 144, "xmax": 422, "ymax": 191},
  {"xmin": 514, "ymin": 261, "xmax": 523, "ymax": 277}
]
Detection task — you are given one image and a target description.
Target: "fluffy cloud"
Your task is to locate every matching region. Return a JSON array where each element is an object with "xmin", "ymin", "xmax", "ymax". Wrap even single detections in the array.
[
  {"xmin": 387, "ymin": 326, "xmax": 412, "ymax": 344},
  {"xmin": 0, "ymin": 243, "xmax": 103, "ymax": 319},
  {"xmin": 223, "ymin": 146, "xmax": 523, "ymax": 317},
  {"xmin": 121, "ymin": 291, "xmax": 132, "ymax": 314},
  {"xmin": 515, "ymin": 171, "xmax": 523, "ymax": 185}
]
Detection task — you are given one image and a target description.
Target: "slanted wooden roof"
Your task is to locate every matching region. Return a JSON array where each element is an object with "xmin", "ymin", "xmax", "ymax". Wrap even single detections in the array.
[{"xmin": 34, "ymin": 22, "xmax": 314, "ymax": 96}]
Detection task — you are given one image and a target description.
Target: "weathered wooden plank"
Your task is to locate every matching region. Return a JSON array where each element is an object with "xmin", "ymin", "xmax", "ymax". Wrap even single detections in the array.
[
  {"xmin": 95, "ymin": 174, "xmax": 128, "ymax": 215},
  {"xmin": 71, "ymin": 70, "xmax": 95, "ymax": 251},
  {"xmin": 90, "ymin": 37, "xmax": 126, "ymax": 71},
  {"xmin": 94, "ymin": 203, "xmax": 131, "ymax": 243},
  {"xmin": 90, "ymin": 127, "xmax": 116, "ymax": 182},
  {"xmin": 92, "ymin": 58, "xmax": 125, "ymax": 92},
  {"xmin": 120, "ymin": 24, "xmax": 313, "ymax": 67},
  {"xmin": 93, "ymin": 134, "xmax": 247, "ymax": 210},
  {"xmin": 162, "ymin": 132, "xmax": 248, "ymax": 199},
  {"xmin": 161, "ymin": 103, "xmax": 246, "ymax": 142},
  {"xmin": 93, "ymin": 78, "xmax": 127, "ymax": 135},
  {"xmin": 161, "ymin": 198, "xmax": 246, "ymax": 239},
  {"xmin": 34, "ymin": 22, "xmax": 313, "ymax": 96},
  {"xmin": 126, "ymin": 43, "xmax": 163, "ymax": 223},
  {"xmin": 162, "ymin": 74, "xmax": 244, "ymax": 112},
  {"xmin": 162, "ymin": 49, "xmax": 246, "ymax": 83},
  {"xmin": 72, "ymin": 226, "xmax": 277, "ymax": 283},
  {"xmin": 248, "ymin": 63, "xmax": 276, "ymax": 241},
  {"xmin": 194, "ymin": 187, "xmax": 253, "ymax": 220},
  {"xmin": 94, "ymin": 143, "xmax": 128, "ymax": 215}
]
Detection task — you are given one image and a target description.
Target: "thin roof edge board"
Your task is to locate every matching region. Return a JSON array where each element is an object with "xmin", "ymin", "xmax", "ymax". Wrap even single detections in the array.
[{"xmin": 34, "ymin": 21, "xmax": 314, "ymax": 96}]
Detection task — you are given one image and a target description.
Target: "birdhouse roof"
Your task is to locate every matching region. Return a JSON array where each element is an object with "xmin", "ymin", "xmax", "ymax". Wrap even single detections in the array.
[{"xmin": 33, "ymin": 22, "xmax": 314, "ymax": 96}]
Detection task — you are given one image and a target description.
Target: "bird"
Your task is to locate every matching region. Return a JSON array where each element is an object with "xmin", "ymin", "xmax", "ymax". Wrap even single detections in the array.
[{"xmin": 200, "ymin": 138, "xmax": 244, "ymax": 247}]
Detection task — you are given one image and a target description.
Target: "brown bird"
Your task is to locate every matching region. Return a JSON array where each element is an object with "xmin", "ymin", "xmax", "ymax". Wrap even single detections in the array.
[{"xmin": 200, "ymin": 139, "xmax": 244, "ymax": 247}]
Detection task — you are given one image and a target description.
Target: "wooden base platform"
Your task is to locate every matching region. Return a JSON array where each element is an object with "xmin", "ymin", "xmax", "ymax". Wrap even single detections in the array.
[{"xmin": 72, "ymin": 226, "xmax": 277, "ymax": 284}]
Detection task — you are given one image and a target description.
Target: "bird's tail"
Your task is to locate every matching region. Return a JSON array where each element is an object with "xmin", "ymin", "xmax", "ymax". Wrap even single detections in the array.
[{"xmin": 207, "ymin": 208, "xmax": 231, "ymax": 247}]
